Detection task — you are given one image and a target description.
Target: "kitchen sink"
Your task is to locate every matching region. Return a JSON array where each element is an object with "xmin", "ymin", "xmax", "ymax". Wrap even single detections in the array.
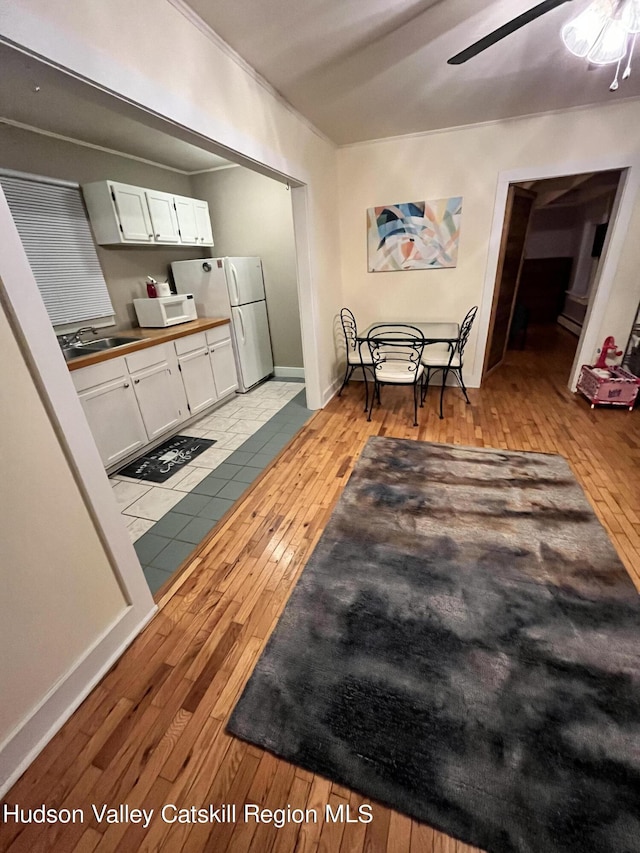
[
  {"xmin": 80, "ymin": 336, "xmax": 140, "ymax": 351},
  {"xmin": 61, "ymin": 346, "xmax": 92, "ymax": 362},
  {"xmin": 60, "ymin": 335, "xmax": 140, "ymax": 361}
]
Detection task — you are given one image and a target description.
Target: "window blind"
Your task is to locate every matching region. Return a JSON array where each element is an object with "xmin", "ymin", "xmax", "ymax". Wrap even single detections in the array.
[{"xmin": 0, "ymin": 173, "xmax": 114, "ymax": 327}]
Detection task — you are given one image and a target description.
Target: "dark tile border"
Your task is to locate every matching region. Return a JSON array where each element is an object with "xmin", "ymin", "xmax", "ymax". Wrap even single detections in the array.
[{"xmin": 135, "ymin": 388, "xmax": 312, "ymax": 593}]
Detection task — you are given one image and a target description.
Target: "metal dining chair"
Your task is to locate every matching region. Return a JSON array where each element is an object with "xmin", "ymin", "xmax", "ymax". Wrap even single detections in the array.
[
  {"xmin": 367, "ymin": 324, "xmax": 425, "ymax": 426},
  {"xmin": 338, "ymin": 308, "xmax": 374, "ymax": 410},
  {"xmin": 421, "ymin": 306, "xmax": 478, "ymax": 418}
]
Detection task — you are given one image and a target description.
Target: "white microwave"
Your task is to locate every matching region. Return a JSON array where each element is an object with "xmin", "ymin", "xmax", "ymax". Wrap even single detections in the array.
[{"xmin": 133, "ymin": 294, "xmax": 197, "ymax": 328}]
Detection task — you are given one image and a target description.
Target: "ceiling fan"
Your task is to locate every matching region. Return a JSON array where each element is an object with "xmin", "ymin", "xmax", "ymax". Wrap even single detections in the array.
[{"xmin": 447, "ymin": 0, "xmax": 574, "ymax": 64}]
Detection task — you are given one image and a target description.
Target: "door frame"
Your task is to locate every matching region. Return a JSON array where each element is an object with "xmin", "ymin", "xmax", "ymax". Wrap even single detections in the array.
[
  {"xmin": 483, "ymin": 185, "xmax": 536, "ymax": 378},
  {"xmin": 474, "ymin": 155, "xmax": 640, "ymax": 390}
]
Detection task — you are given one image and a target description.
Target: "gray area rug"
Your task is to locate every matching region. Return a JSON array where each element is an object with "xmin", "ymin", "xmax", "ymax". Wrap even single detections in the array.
[{"xmin": 227, "ymin": 437, "xmax": 640, "ymax": 853}]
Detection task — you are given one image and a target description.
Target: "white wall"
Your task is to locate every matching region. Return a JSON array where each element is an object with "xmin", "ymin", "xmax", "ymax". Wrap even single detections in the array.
[
  {"xmin": 337, "ymin": 100, "xmax": 640, "ymax": 386},
  {"xmin": 190, "ymin": 166, "xmax": 303, "ymax": 370},
  {"xmin": 0, "ymin": 296, "xmax": 130, "ymax": 775},
  {"xmin": 525, "ymin": 207, "xmax": 580, "ymax": 259},
  {"xmin": 0, "ymin": 188, "xmax": 156, "ymax": 794},
  {"xmin": 568, "ymin": 196, "xmax": 612, "ymax": 299}
]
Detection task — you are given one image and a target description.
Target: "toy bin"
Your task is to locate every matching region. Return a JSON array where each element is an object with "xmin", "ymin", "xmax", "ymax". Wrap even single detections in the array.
[{"xmin": 576, "ymin": 365, "xmax": 640, "ymax": 410}]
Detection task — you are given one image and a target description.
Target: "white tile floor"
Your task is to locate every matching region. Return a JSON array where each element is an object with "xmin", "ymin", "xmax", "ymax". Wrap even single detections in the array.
[{"xmin": 110, "ymin": 380, "xmax": 305, "ymax": 541}]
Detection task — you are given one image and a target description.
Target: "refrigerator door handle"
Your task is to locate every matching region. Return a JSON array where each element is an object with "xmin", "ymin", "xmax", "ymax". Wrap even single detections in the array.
[
  {"xmin": 237, "ymin": 307, "xmax": 246, "ymax": 344},
  {"xmin": 230, "ymin": 263, "xmax": 240, "ymax": 305}
]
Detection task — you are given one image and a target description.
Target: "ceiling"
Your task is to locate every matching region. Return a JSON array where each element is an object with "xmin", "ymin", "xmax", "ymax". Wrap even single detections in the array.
[
  {"xmin": 0, "ymin": 42, "xmax": 232, "ymax": 173},
  {"xmin": 185, "ymin": 0, "xmax": 640, "ymax": 144},
  {"xmin": 1, "ymin": 1, "xmax": 639, "ymax": 170},
  {"xmin": 521, "ymin": 170, "xmax": 622, "ymax": 209}
]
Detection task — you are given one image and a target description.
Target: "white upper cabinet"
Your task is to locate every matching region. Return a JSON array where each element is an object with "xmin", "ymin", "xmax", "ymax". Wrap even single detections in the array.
[
  {"xmin": 82, "ymin": 181, "xmax": 214, "ymax": 247},
  {"xmin": 174, "ymin": 195, "xmax": 215, "ymax": 246},
  {"xmin": 145, "ymin": 189, "xmax": 181, "ymax": 244},
  {"xmin": 194, "ymin": 199, "xmax": 214, "ymax": 245},
  {"xmin": 110, "ymin": 183, "xmax": 154, "ymax": 243},
  {"xmin": 174, "ymin": 195, "xmax": 199, "ymax": 244}
]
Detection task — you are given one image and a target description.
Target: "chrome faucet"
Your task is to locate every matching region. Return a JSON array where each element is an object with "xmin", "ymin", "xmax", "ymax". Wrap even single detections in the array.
[{"xmin": 58, "ymin": 327, "xmax": 99, "ymax": 347}]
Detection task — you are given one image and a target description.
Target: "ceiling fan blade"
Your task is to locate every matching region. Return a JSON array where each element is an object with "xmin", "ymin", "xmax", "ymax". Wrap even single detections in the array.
[{"xmin": 447, "ymin": 0, "xmax": 574, "ymax": 65}]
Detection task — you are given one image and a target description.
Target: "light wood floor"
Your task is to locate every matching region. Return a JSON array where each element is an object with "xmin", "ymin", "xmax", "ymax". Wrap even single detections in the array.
[{"xmin": 2, "ymin": 326, "xmax": 639, "ymax": 853}]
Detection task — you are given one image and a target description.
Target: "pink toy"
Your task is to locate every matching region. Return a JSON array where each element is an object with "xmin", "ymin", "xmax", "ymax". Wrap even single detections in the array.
[
  {"xmin": 594, "ymin": 336, "xmax": 622, "ymax": 369},
  {"xmin": 577, "ymin": 365, "xmax": 639, "ymax": 410}
]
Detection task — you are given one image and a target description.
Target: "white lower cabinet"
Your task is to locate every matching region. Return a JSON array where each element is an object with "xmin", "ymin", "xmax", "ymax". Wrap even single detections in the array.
[
  {"xmin": 71, "ymin": 324, "xmax": 236, "ymax": 469},
  {"xmin": 176, "ymin": 326, "xmax": 239, "ymax": 415},
  {"xmin": 175, "ymin": 332, "xmax": 217, "ymax": 415},
  {"xmin": 72, "ymin": 357, "xmax": 147, "ymax": 467},
  {"xmin": 125, "ymin": 344, "xmax": 185, "ymax": 440},
  {"xmin": 207, "ymin": 326, "xmax": 238, "ymax": 397}
]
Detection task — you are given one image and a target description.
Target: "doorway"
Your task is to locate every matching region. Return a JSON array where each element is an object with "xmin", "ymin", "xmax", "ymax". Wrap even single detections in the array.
[{"xmin": 483, "ymin": 170, "xmax": 623, "ymax": 381}]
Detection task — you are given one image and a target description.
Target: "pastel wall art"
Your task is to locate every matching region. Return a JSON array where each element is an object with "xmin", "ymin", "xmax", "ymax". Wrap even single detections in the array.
[{"xmin": 367, "ymin": 197, "xmax": 462, "ymax": 272}]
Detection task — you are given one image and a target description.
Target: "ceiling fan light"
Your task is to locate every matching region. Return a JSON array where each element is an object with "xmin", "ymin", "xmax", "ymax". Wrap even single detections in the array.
[
  {"xmin": 562, "ymin": 3, "xmax": 610, "ymax": 57},
  {"xmin": 620, "ymin": 0, "xmax": 640, "ymax": 34},
  {"xmin": 586, "ymin": 17, "xmax": 629, "ymax": 64}
]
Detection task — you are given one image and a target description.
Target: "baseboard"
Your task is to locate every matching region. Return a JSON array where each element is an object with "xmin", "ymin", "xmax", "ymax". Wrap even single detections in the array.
[
  {"xmin": 273, "ymin": 366, "xmax": 305, "ymax": 379},
  {"xmin": 324, "ymin": 377, "xmax": 342, "ymax": 405},
  {"xmin": 557, "ymin": 315, "xmax": 582, "ymax": 336},
  {"xmin": 0, "ymin": 604, "xmax": 157, "ymax": 797}
]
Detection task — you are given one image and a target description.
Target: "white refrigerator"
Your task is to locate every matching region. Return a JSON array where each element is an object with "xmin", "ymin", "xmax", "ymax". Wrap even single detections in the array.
[{"xmin": 171, "ymin": 257, "xmax": 274, "ymax": 392}]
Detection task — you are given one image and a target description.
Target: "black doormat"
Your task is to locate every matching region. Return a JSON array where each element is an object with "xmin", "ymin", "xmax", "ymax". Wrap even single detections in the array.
[
  {"xmin": 228, "ymin": 437, "xmax": 640, "ymax": 853},
  {"xmin": 117, "ymin": 435, "xmax": 215, "ymax": 483}
]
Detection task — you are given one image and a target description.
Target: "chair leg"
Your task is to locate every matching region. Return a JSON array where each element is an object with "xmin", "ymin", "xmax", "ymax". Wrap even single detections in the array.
[
  {"xmin": 421, "ymin": 367, "xmax": 431, "ymax": 404},
  {"xmin": 367, "ymin": 379, "xmax": 377, "ymax": 421},
  {"xmin": 362, "ymin": 368, "xmax": 370, "ymax": 412},
  {"xmin": 338, "ymin": 363, "xmax": 354, "ymax": 397},
  {"xmin": 456, "ymin": 369, "xmax": 471, "ymax": 404},
  {"xmin": 439, "ymin": 368, "xmax": 448, "ymax": 419},
  {"xmin": 413, "ymin": 383, "xmax": 419, "ymax": 427}
]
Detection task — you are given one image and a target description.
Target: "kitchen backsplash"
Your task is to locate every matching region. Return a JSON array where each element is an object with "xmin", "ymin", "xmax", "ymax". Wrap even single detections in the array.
[{"xmin": 95, "ymin": 245, "xmax": 203, "ymax": 330}]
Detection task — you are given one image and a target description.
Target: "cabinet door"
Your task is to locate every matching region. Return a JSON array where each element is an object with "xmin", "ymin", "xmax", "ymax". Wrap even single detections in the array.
[
  {"xmin": 77, "ymin": 377, "xmax": 147, "ymax": 467},
  {"xmin": 110, "ymin": 183, "xmax": 153, "ymax": 243},
  {"xmin": 131, "ymin": 362, "xmax": 184, "ymax": 440},
  {"xmin": 178, "ymin": 347, "xmax": 218, "ymax": 415},
  {"xmin": 145, "ymin": 190, "xmax": 181, "ymax": 243},
  {"xmin": 209, "ymin": 337, "xmax": 238, "ymax": 397},
  {"xmin": 194, "ymin": 199, "xmax": 214, "ymax": 246},
  {"xmin": 174, "ymin": 196, "xmax": 199, "ymax": 244}
]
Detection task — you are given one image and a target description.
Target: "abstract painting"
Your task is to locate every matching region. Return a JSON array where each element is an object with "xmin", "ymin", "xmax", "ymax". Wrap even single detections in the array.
[{"xmin": 367, "ymin": 197, "xmax": 462, "ymax": 271}]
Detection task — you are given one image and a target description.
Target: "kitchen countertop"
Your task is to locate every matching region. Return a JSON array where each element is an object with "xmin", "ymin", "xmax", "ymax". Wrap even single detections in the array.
[{"xmin": 66, "ymin": 318, "xmax": 230, "ymax": 371}]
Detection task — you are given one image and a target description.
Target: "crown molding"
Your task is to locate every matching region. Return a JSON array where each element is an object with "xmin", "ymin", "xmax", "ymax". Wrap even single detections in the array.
[
  {"xmin": 339, "ymin": 95, "xmax": 640, "ymax": 150},
  {"xmin": 165, "ymin": 0, "xmax": 335, "ymax": 148}
]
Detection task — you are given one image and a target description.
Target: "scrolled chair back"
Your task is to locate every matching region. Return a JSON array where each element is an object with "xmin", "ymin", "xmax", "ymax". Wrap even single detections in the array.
[
  {"xmin": 339, "ymin": 308, "xmax": 358, "ymax": 353},
  {"xmin": 456, "ymin": 306, "xmax": 478, "ymax": 358},
  {"xmin": 367, "ymin": 324, "xmax": 425, "ymax": 380}
]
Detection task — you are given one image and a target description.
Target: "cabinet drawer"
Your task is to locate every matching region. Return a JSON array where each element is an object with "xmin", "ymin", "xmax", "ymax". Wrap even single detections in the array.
[
  {"xmin": 125, "ymin": 342, "xmax": 171, "ymax": 374},
  {"xmin": 71, "ymin": 356, "xmax": 127, "ymax": 393},
  {"xmin": 206, "ymin": 323, "xmax": 232, "ymax": 346},
  {"xmin": 174, "ymin": 331, "xmax": 207, "ymax": 356}
]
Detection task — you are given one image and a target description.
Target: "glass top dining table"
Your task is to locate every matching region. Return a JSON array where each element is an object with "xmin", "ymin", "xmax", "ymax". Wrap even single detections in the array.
[
  {"xmin": 357, "ymin": 321, "xmax": 460, "ymax": 344},
  {"xmin": 356, "ymin": 321, "xmax": 461, "ymax": 420}
]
